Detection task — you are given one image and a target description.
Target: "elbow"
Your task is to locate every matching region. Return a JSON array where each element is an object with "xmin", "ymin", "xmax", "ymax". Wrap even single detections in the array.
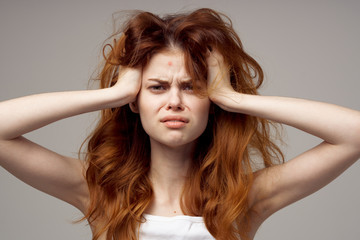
[
  {"xmin": 354, "ymin": 116, "xmax": 360, "ymax": 146},
  {"xmin": 337, "ymin": 113, "xmax": 360, "ymax": 160},
  {"xmin": 348, "ymin": 117, "xmax": 360, "ymax": 158}
]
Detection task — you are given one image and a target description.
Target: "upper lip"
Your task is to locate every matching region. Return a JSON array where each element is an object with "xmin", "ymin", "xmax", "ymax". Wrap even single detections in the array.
[{"xmin": 160, "ymin": 116, "xmax": 189, "ymax": 123}]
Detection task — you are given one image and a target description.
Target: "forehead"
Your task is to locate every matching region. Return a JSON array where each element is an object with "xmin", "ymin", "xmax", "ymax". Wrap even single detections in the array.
[
  {"xmin": 142, "ymin": 49, "xmax": 190, "ymax": 80},
  {"xmin": 149, "ymin": 49, "xmax": 184, "ymax": 64}
]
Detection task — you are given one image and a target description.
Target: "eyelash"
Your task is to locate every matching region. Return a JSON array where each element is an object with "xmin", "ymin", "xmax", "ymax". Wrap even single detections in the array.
[
  {"xmin": 182, "ymin": 84, "xmax": 193, "ymax": 91},
  {"xmin": 148, "ymin": 84, "xmax": 194, "ymax": 92},
  {"xmin": 149, "ymin": 85, "xmax": 166, "ymax": 91}
]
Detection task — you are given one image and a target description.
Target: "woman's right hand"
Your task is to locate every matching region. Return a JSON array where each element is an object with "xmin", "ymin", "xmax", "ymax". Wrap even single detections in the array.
[{"xmin": 111, "ymin": 67, "xmax": 142, "ymax": 105}]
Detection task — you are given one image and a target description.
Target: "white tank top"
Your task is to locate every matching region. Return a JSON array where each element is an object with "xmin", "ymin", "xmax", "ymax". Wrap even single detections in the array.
[{"xmin": 139, "ymin": 214, "xmax": 215, "ymax": 240}]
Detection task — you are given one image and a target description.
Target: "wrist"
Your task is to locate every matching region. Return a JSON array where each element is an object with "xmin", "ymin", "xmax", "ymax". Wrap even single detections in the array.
[
  {"xmin": 100, "ymin": 87, "xmax": 137, "ymax": 109},
  {"xmin": 210, "ymin": 90, "xmax": 243, "ymax": 113}
]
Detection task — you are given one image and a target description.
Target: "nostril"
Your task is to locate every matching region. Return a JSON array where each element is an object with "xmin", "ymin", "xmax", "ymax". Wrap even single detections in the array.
[{"xmin": 166, "ymin": 103, "xmax": 184, "ymax": 111}]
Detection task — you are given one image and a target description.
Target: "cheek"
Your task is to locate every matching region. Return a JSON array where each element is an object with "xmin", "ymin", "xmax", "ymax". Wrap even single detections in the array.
[
  {"xmin": 136, "ymin": 93, "xmax": 149, "ymax": 125},
  {"xmin": 192, "ymin": 99, "xmax": 211, "ymax": 129},
  {"xmin": 137, "ymin": 100, "xmax": 152, "ymax": 123},
  {"xmin": 137, "ymin": 106, "xmax": 153, "ymax": 138},
  {"xmin": 194, "ymin": 98, "xmax": 211, "ymax": 116},
  {"xmin": 136, "ymin": 92, "xmax": 162, "ymax": 133},
  {"xmin": 137, "ymin": 92, "xmax": 162, "ymax": 116}
]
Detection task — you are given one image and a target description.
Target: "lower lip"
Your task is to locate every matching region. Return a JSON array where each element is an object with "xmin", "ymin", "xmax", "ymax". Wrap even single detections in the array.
[{"xmin": 163, "ymin": 121, "xmax": 187, "ymax": 128}]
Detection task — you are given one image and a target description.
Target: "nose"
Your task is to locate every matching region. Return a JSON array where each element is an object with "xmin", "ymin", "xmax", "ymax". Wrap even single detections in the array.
[{"xmin": 165, "ymin": 88, "xmax": 184, "ymax": 111}]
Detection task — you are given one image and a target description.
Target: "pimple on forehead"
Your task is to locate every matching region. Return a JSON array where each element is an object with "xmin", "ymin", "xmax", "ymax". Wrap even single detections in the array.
[{"xmin": 167, "ymin": 61, "xmax": 173, "ymax": 66}]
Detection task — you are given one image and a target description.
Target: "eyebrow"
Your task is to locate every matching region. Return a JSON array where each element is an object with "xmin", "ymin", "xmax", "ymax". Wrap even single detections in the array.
[
  {"xmin": 147, "ymin": 78, "xmax": 170, "ymax": 84},
  {"xmin": 147, "ymin": 78, "xmax": 193, "ymax": 84}
]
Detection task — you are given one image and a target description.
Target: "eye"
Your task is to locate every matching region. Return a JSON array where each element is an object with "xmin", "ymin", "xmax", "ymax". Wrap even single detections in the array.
[
  {"xmin": 182, "ymin": 83, "xmax": 194, "ymax": 92},
  {"xmin": 149, "ymin": 85, "xmax": 166, "ymax": 92}
]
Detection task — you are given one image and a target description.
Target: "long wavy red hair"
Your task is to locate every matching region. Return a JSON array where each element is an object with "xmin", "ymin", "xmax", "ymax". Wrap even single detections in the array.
[{"xmin": 83, "ymin": 8, "xmax": 283, "ymax": 240}]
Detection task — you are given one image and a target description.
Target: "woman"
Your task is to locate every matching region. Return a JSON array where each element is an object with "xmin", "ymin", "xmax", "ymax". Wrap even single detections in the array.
[{"xmin": 0, "ymin": 8, "xmax": 359, "ymax": 240}]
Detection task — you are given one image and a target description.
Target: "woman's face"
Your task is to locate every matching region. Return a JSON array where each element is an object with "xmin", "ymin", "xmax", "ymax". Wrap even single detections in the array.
[{"xmin": 135, "ymin": 49, "xmax": 211, "ymax": 148}]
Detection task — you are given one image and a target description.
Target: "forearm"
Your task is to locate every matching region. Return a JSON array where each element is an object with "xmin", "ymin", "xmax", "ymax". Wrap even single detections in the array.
[
  {"xmin": 0, "ymin": 88, "xmax": 129, "ymax": 140},
  {"xmin": 215, "ymin": 92, "xmax": 360, "ymax": 148}
]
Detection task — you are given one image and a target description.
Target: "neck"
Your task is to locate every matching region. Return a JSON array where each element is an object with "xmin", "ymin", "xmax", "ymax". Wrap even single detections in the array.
[
  {"xmin": 146, "ymin": 140, "xmax": 194, "ymax": 215},
  {"xmin": 149, "ymin": 141, "xmax": 193, "ymax": 189}
]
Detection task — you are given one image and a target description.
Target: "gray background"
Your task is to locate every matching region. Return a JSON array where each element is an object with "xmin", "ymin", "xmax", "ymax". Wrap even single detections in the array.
[{"xmin": 0, "ymin": 0, "xmax": 359, "ymax": 239}]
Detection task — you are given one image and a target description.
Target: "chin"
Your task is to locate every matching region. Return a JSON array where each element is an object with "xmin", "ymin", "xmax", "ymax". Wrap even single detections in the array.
[{"xmin": 151, "ymin": 136, "xmax": 197, "ymax": 149}]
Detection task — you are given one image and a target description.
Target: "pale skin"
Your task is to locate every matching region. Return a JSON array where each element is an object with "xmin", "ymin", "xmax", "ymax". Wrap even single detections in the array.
[
  {"xmin": 131, "ymin": 50, "xmax": 211, "ymax": 216},
  {"xmin": 0, "ymin": 47, "xmax": 360, "ymax": 239}
]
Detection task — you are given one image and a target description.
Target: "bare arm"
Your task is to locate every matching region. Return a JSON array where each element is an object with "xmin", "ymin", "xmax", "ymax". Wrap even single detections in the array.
[
  {"xmin": 0, "ymin": 68, "xmax": 141, "ymax": 213},
  {"xmin": 207, "ymin": 51, "xmax": 360, "ymax": 221}
]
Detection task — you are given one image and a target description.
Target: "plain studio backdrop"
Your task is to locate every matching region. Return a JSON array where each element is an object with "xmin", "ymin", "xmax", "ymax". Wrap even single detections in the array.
[{"xmin": 0, "ymin": 0, "xmax": 359, "ymax": 239}]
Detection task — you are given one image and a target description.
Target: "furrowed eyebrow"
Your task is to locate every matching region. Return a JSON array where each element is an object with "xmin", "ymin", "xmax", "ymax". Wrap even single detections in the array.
[
  {"xmin": 179, "ymin": 79, "xmax": 193, "ymax": 84},
  {"xmin": 147, "ymin": 78, "xmax": 170, "ymax": 84},
  {"xmin": 147, "ymin": 78, "xmax": 193, "ymax": 84}
]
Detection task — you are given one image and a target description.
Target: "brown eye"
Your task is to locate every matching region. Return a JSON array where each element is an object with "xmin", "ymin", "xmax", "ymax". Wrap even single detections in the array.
[
  {"xmin": 182, "ymin": 83, "xmax": 193, "ymax": 91},
  {"xmin": 149, "ymin": 85, "xmax": 166, "ymax": 92}
]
